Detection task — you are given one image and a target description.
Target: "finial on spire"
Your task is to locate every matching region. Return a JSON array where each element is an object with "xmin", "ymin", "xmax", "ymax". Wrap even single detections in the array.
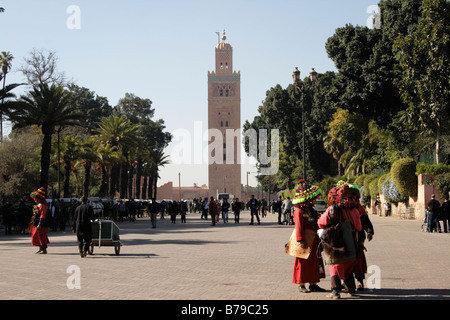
[{"xmin": 221, "ymin": 28, "xmax": 227, "ymax": 42}]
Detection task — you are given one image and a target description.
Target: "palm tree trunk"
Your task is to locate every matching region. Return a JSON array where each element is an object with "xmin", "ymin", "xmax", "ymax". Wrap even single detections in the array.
[
  {"xmin": 142, "ymin": 176, "xmax": 147, "ymax": 200},
  {"xmin": 83, "ymin": 161, "xmax": 92, "ymax": 197},
  {"xmin": 63, "ymin": 161, "xmax": 71, "ymax": 197},
  {"xmin": 40, "ymin": 131, "xmax": 53, "ymax": 189}
]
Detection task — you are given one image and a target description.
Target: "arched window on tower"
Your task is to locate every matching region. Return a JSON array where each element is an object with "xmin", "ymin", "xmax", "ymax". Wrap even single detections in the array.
[
  {"xmin": 225, "ymin": 62, "xmax": 229, "ymax": 69},
  {"xmin": 220, "ymin": 63, "xmax": 224, "ymax": 70}
]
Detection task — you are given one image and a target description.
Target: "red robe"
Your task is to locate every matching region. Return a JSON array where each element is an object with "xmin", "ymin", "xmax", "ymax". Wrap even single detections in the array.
[
  {"xmin": 292, "ymin": 208, "xmax": 325, "ymax": 284},
  {"xmin": 31, "ymin": 203, "xmax": 50, "ymax": 246},
  {"xmin": 318, "ymin": 206, "xmax": 362, "ymax": 280}
]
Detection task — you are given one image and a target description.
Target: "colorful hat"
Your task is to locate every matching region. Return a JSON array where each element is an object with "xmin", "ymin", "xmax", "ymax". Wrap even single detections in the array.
[
  {"xmin": 293, "ymin": 179, "xmax": 321, "ymax": 207},
  {"xmin": 30, "ymin": 187, "xmax": 46, "ymax": 204},
  {"xmin": 328, "ymin": 184, "xmax": 352, "ymax": 208},
  {"xmin": 348, "ymin": 184, "xmax": 361, "ymax": 202}
]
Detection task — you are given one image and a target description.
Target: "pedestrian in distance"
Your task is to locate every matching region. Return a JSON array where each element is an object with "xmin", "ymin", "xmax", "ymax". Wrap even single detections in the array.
[
  {"xmin": 72, "ymin": 196, "xmax": 95, "ymax": 258},
  {"xmin": 221, "ymin": 198, "xmax": 230, "ymax": 224},
  {"xmin": 170, "ymin": 201, "xmax": 179, "ymax": 224},
  {"xmin": 201, "ymin": 197, "xmax": 209, "ymax": 220},
  {"xmin": 427, "ymin": 194, "xmax": 441, "ymax": 233},
  {"xmin": 149, "ymin": 199, "xmax": 159, "ymax": 228},
  {"xmin": 209, "ymin": 197, "xmax": 219, "ymax": 226},
  {"xmin": 247, "ymin": 195, "xmax": 260, "ymax": 225},
  {"xmin": 180, "ymin": 199, "xmax": 187, "ymax": 223},
  {"xmin": 276, "ymin": 196, "xmax": 283, "ymax": 224},
  {"xmin": 441, "ymin": 196, "xmax": 450, "ymax": 233},
  {"xmin": 232, "ymin": 198, "xmax": 242, "ymax": 223},
  {"xmin": 30, "ymin": 187, "xmax": 50, "ymax": 255}
]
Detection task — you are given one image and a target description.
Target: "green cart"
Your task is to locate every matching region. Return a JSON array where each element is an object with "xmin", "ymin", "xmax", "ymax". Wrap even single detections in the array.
[{"xmin": 89, "ymin": 219, "xmax": 122, "ymax": 255}]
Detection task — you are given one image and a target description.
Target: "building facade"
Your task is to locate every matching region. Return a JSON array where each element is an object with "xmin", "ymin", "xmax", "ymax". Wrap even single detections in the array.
[{"xmin": 207, "ymin": 30, "xmax": 241, "ymax": 199}]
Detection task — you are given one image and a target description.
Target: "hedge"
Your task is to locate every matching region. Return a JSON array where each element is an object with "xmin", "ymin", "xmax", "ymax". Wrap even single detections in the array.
[{"xmin": 391, "ymin": 158, "xmax": 417, "ymax": 197}]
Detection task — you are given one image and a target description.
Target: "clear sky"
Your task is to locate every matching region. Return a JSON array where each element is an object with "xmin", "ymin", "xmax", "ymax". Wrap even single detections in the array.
[{"xmin": 1, "ymin": 0, "xmax": 380, "ymax": 188}]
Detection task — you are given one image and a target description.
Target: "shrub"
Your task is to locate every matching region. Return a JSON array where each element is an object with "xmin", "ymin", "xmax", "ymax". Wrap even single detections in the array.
[
  {"xmin": 354, "ymin": 175, "xmax": 366, "ymax": 188},
  {"xmin": 381, "ymin": 176, "xmax": 408, "ymax": 204},
  {"xmin": 369, "ymin": 177, "xmax": 379, "ymax": 199},
  {"xmin": 435, "ymin": 174, "xmax": 450, "ymax": 198},
  {"xmin": 391, "ymin": 158, "xmax": 417, "ymax": 197},
  {"xmin": 377, "ymin": 173, "xmax": 388, "ymax": 195},
  {"xmin": 416, "ymin": 163, "xmax": 450, "ymax": 175}
]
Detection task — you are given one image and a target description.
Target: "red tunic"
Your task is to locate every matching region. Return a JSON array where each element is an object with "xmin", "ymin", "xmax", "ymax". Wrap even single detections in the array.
[
  {"xmin": 31, "ymin": 203, "xmax": 50, "ymax": 246},
  {"xmin": 318, "ymin": 206, "xmax": 362, "ymax": 279},
  {"xmin": 292, "ymin": 208, "xmax": 325, "ymax": 284}
]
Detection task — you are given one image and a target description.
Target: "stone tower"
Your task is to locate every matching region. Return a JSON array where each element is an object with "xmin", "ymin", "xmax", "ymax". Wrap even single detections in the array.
[{"xmin": 207, "ymin": 29, "xmax": 241, "ymax": 199}]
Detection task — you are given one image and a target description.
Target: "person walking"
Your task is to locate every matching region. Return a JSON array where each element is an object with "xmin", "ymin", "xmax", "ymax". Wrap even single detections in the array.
[
  {"xmin": 291, "ymin": 179, "xmax": 326, "ymax": 293},
  {"xmin": 441, "ymin": 196, "xmax": 450, "ymax": 233},
  {"xmin": 209, "ymin": 197, "xmax": 218, "ymax": 226},
  {"xmin": 347, "ymin": 182, "xmax": 375, "ymax": 291},
  {"xmin": 247, "ymin": 195, "xmax": 260, "ymax": 225},
  {"xmin": 180, "ymin": 200, "xmax": 187, "ymax": 223},
  {"xmin": 30, "ymin": 187, "xmax": 50, "ymax": 255},
  {"xmin": 170, "ymin": 201, "xmax": 179, "ymax": 224},
  {"xmin": 232, "ymin": 198, "xmax": 242, "ymax": 223},
  {"xmin": 149, "ymin": 199, "xmax": 159, "ymax": 228},
  {"xmin": 221, "ymin": 198, "xmax": 230, "ymax": 224},
  {"xmin": 427, "ymin": 194, "xmax": 441, "ymax": 232},
  {"xmin": 201, "ymin": 197, "xmax": 209, "ymax": 220},
  {"xmin": 72, "ymin": 196, "xmax": 95, "ymax": 258},
  {"xmin": 282, "ymin": 197, "xmax": 293, "ymax": 225},
  {"xmin": 276, "ymin": 196, "xmax": 283, "ymax": 224},
  {"xmin": 318, "ymin": 184, "xmax": 362, "ymax": 299}
]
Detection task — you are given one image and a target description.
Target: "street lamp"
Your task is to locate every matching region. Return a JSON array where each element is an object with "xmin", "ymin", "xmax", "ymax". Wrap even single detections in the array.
[{"xmin": 292, "ymin": 67, "xmax": 318, "ymax": 181}]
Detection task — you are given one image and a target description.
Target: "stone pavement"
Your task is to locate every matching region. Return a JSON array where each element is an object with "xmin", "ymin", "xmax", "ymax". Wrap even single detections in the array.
[{"xmin": 0, "ymin": 210, "xmax": 449, "ymax": 301}]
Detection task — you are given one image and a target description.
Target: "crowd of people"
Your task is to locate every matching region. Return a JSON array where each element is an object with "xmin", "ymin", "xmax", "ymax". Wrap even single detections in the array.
[
  {"xmin": 289, "ymin": 179, "xmax": 375, "ymax": 299},
  {"xmin": 6, "ymin": 181, "xmax": 449, "ymax": 297}
]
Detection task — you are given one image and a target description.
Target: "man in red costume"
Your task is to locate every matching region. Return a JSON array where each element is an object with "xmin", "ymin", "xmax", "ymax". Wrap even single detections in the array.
[
  {"xmin": 291, "ymin": 179, "xmax": 326, "ymax": 293},
  {"xmin": 30, "ymin": 187, "xmax": 50, "ymax": 254},
  {"xmin": 318, "ymin": 184, "xmax": 362, "ymax": 299}
]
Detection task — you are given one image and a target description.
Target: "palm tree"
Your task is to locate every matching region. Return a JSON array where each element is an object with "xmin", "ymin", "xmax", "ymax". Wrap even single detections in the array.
[
  {"xmin": 323, "ymin": 131, "xmax": 343, "ymax": 176},
  {"xmin": 96, "ymin": 115, "xmax": 140, "ymax": 198},
  {"xmin": 77, "ymin": 136, "xmax": 99, "ymax": 197},
  {"xmin": 55, "ymin": 135, "xmax": 82, "ymax": 197},
  {"xmin": 8, "ymin": 83, "xmax": 83, "ymax": 188},
  {"xmin": 148, "ymin": 149, "xmax": 170, "ymax": 200},
  {"xmin": 0, "ymin": 51, "xmax": 14, "ymax": 143},
  {"xmin": 96, "ymin": 143, "xmax": 120, "ymax": 197}
]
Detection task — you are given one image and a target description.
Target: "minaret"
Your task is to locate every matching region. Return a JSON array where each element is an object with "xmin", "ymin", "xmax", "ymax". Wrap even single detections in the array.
[{"xmin": 207, "ymin": 29, "xmax": 241, "ymax": 199}]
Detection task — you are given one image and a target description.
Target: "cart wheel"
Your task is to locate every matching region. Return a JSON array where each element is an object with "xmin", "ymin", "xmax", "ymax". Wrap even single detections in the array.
[
  {"xmin": 114, "ymin": 243, "xmax": 120, "ymax": 255},
  {"xmin": 88, "ymin": 244, "xmax": 94, "ymax": 255}
]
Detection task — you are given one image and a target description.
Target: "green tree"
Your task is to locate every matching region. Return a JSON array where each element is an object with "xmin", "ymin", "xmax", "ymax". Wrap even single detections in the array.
[
  {"xmin": 95, "ymin": 115, "xmax": 140, "ymax": 198},
  {"xmin": 57, "ymin": 135, "xmax": 82, "ymax": 197},
  {"xmin": 7, "ymin": 84, "xmax": 83, "ymax": 188},
  {"xmin": 0, "ymin": 51, "xmax": 14, "ymax": 143},
  {"xmin": 67, "ymin": 84, "xmax": 113, "ymax": 134},
  {"xmin": 394, "ymin": 0, "xmax": 450, "ymax": 164}
]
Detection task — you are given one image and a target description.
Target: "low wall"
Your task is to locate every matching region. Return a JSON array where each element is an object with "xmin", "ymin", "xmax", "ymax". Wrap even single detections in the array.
[{"xmin": 367, "ymin": 174, "xmax": 446, "ymax": 220}]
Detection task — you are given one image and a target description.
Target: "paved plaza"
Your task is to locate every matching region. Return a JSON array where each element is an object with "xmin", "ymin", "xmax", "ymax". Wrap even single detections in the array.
[{"xmin": 1, "ymin": 209, "xmax": 449, "ymax": 302}]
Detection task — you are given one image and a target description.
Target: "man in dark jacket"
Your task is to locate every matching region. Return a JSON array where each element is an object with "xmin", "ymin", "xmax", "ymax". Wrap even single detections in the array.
[
  {"xmin": 427, "ymin": 194, "xmax": 441, "ymax": 233},
  {"xmin": 72, "ymin": 196, "xmax": 95, "ymax": 257}
]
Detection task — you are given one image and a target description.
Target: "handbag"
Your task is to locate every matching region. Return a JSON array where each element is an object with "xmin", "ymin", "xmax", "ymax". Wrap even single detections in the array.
[{"xmin": 284, "ymin": 228, "xmax": 315, "ymax": 259}]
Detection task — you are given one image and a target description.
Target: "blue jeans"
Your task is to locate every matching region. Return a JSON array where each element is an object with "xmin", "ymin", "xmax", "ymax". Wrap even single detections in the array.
[{"xmin": 222, "ymin": 211, "xmax": 228, "ymax": 223}]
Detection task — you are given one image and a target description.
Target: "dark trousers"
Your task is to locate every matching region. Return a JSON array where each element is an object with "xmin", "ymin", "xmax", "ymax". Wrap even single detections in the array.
[
  {"xmin": 77, "ymin": 233, "xmax": 92, "ymax": 253},
  {"xmin": 250, "ymin": 209, "xmax": 260, "ymax": 224},
  {"xmin": 234, "ymin": 211, "xmax": 240, "ymax": 223}
]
